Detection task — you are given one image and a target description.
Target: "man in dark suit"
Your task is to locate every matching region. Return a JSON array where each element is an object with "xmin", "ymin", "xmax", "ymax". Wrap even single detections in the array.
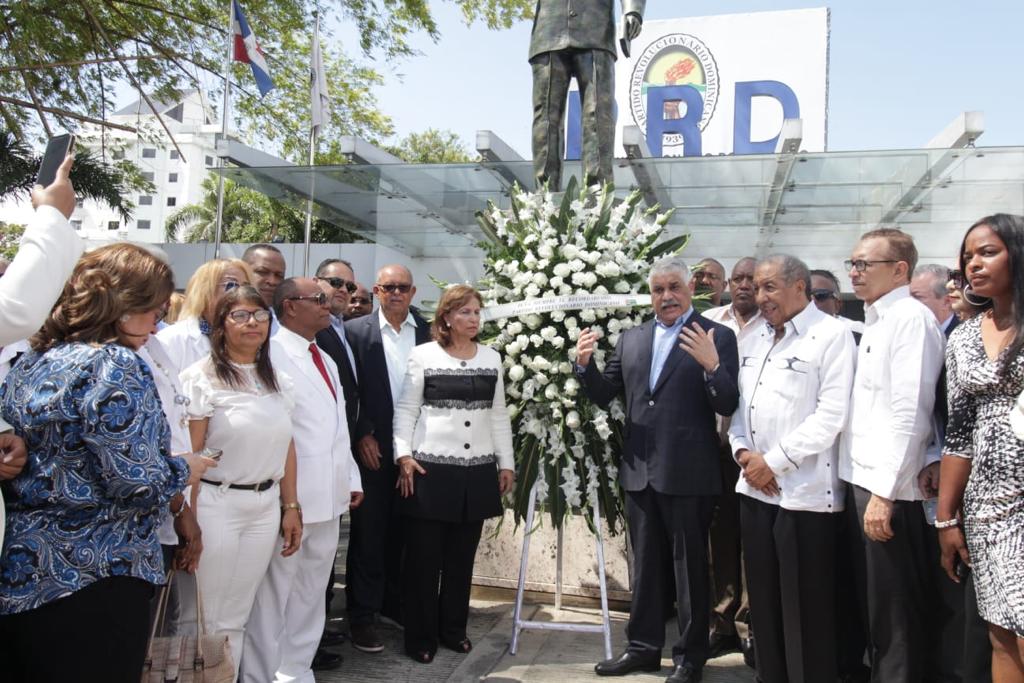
[
  {"xmin": 344, "ymin": 264, "xmax": 432, "ymax": 653},
  {"xmin": 577, "ymin": 256, "xmax": 739, "ymax": 683},
  {"xmin": 911, "ymin": 264, "xmax": 991, "ymax": 683}
]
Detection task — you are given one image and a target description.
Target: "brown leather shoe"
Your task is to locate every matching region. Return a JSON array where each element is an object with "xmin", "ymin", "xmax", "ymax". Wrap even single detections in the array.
[{"xmin": 350, "ymin": 622, "xmax": 384, "ymax": 653}]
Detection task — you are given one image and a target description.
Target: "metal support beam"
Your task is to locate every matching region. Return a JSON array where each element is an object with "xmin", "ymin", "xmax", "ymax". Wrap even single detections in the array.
[
  {"xmin": 622, "ymin": 125, "xmax": 671, "ymax": 210},
  {"xmin": 755, "ymin": 119, "xmax": 803, "ymax": 255},
  {"xmin": 878, "ymin": 111, "xmax": 984, "ymax": 226},
  {"xmin": 476, "ymin": 129, "xmax": 531, "ymax": 190}
]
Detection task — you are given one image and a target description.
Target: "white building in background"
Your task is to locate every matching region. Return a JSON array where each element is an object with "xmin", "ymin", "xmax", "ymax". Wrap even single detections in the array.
[{"xmin": 73, "ymin": 89, "xmax": 220, "ymax": 244}]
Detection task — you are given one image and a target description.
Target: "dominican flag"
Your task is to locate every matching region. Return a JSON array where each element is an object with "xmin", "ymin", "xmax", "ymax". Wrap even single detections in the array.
[{"xmin": 231, "ymin": 0, "xmax": 274, "ymax": 97}]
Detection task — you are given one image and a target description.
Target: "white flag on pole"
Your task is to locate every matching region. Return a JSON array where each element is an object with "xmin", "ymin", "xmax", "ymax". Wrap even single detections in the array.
[{"xmin": 310, "ymin": 28, "xmax": 329, "ymax": 135}]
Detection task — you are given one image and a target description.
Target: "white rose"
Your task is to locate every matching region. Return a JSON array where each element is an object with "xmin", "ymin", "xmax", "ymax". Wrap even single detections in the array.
[
  {"xmin": 533, "ymin": 355, "xmax": 551, "ymax": 371},
  {"xmin": 507, "ymin": 321, "xmax": 524, "ymax": 335},
  {"xmin": 534, "ymin": 371, "xmax": 549, "ymax": 386},
  {"xmin": 551, "ymin": 336, "xmax": 565, "ymax": 349},
  {"xmin": 568, "ymin": 258, "xmax": 586, "ymax": 272},
  {"xmin": 550, "ymin": 275, "xmax": 564, "ymax": 288},
  {"xmin": 550, "ymin": 310, "xmax": 566, "ymax": 322},
  {"xmin": 565, "ymin": 410, "xmax": 582, "ymax": 429},
  {"xmin": 559, "ymin": 284, "xmax": 574, "ymax": 296},
  {"xmin": 524, "ymin": 283, "xmax": 541, "ymax": 297},
  {"xmin": 567, "ymin": 327, "xmax": 581, "ymax": 342},
  {"xmin": 614, "ymin": 280, "xmax": 631, "ymax": 293},
  {"xmin": 607, "ymin": 318, "xmax": 622, "ymax": 333},
  {"xmin": 580, "ymin": 309, "xmax": 597, "ymax": 323},
  {"xmin": 564, "ymin": 378, "xmax": 580, "ymax": 396},
  {"xmin": 552, "ymin": 263, "xmax": 572, "ymax": 278},
  {"xmin": 530, "ymin": 334, "xmax": 544, "ymax": 348},
  {"xmin": 594, "ymin": 285, "xmax": 609, "ymax": 295},
  {"xmin": 564, "ymin": 317, "xmax": 578, "ymax": 330},
  {"xmin": 540, "ymin": 326, "xmax": 557, "ymax": 340},
  {"xmin": 582, "ymin": 272, "xmax": 599, "ymax": 288},
  {"xmin": 561, "ymin": 244, "xmax": 580, "ymax": 260},
  {"xmin": 571, "ymin": 271, "xmax": 587, "ymax": 286},
  {"xmin": 559, "ymin": 361, "xmax": 573, "ymax": 374},
  {"xmin": 532, "ymin": 272, "xmax": 549, "ymax": 287},
  {"xmin": 508, "ymin": 365, "xmax": 525, "ymax": 381},
  {"xmin": 524, "ymin": 314, "xmax": 543, "ymax": 330},
  {"xmin": 517, "ymin": 334, "xmax": 530, "ymax": 349},
  {"xmin": 506, "ymin": 341, "xmax": 521, "ymax": 356},
  {"xmin": 537, "ymin": 243, "xmax": 555, "ymax": 259},
  {"xmin": 544, "ymin": 384, "xmax": 559, "ymax": 400},
  {"xmin": 583, "ymin": 250, "xmax": 601, "ymax": 265}
]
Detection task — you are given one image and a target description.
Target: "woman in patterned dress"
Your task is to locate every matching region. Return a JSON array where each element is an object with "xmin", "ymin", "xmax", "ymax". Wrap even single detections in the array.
[
  {"xmin": 938, "ymin": 213, "xmax": 1024, "ymax": 679},
  {"xmin": 0, "ymin": 244, "xmax": 213, "ymax": 682},
  {"xmin": 393, "ymin": 284, "xmax": 516, "ymax": 664}
]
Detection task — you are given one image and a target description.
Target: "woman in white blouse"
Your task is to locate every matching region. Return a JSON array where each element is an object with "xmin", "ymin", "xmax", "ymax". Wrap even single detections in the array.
[
  {"xmin": 393, "ymin": 284, "xmax": 515, "ymax": 664},
  {"xmin": 181, "ymin": 285, "xmax": 301, "ymax": 677},
  {"xmin": 158, "ymin": 258, "xmax": 252, "ymax": 373}
]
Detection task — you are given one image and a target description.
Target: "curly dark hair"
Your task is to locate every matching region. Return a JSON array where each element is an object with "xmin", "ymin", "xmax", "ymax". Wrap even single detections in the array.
[
  {"xmin": 208, "ymin": 285, "xmax": 279, "ymax": 393},
  {"xmin": 31, "ymin": 243, "xmax": 174, "ymax": 352}
]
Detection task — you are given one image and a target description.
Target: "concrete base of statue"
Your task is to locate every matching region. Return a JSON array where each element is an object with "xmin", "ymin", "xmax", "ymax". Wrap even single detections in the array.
[{"xmin": 472, "ymin": 509, "xmax": 632, "ymax": 604}]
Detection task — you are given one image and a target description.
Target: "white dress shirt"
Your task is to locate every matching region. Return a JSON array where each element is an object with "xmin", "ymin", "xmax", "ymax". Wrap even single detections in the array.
[
  {"xmin": 379, "ymin": 308, "xmax": 418, "ymax": 405},
  {"xmin": 839, "ymin": 286, "xmax": 945, "ymax": 501},
  {"xmin": 729, "ymin": 303, "xmax": 856, "ymax": 512},
  {"xmin": 0, "ymin": 206, "xmax": 83, "ymax": 347},
  {"xmin": 156, "ymin": 317, "xmax": 211, "ymax": 375},
  {"xmin": 704, "ymin": 304, "xmax": 764, "ymax": 345},
  {"xmin": 329, "ymin": 313, "xmax": 357, "ymax": 382}
]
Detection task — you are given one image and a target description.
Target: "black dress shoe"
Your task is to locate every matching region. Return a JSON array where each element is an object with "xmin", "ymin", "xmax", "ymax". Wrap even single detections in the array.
[
  {"xmin": 311, "ymin": 649, "xmax": 343, "ymax": 671},
  {"xmin": 594, "ymin": 650, "xmax": 661, "ymax": 676},
  {"xmin": 707, "ymin": 632, "xmax": 741, "ymax": 659},
  {"xmin": 741, "ymin": 636, "xmax": 756, "ymax": 669},
  {"xmin": 666, "ymin": 664, "xmax": 702, "ymax": 683},
  {"xmin": 320, "ymin": 626, "xmax": 346, "ymax": 647}
]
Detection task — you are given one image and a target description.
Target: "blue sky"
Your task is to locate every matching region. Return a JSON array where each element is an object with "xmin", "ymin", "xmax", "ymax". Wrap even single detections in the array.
[{"xmin": 349, "ymin": 0, "xmax": 1024, "ymax": 157}]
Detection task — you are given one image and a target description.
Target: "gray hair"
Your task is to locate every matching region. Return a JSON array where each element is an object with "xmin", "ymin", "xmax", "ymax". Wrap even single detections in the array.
[
  {"xmin": 758, "ymin": 254, "xmax": 812, "ymax": 298},
  {"xmin": 913, "ymin": 264, "xmax": 951, "ymax": 298},
  {"xmin": 648, "ymin": 256, "xmax": 689, "ymax": 286}
]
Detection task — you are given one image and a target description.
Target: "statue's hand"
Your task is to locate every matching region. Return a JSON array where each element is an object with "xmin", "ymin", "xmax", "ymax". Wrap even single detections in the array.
[{"xmin": 624, "ymin": 13, "xmax": 642, "ymax": 40}]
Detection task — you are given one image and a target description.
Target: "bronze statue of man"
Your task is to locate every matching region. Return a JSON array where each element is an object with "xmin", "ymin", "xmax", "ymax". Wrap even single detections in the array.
[{"xmin": 530, "ymin": 0, "xmax": 645, "ymax": 191}]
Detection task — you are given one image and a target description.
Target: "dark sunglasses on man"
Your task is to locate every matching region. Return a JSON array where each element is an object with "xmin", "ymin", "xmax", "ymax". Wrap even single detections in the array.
[
  {"xmin": 811, "ymin": 288, "xmax": 838, "ymax": 302},
  {"xmin": 377, "ymin": 283, "xmax": 412, "ymax": 294},
  {"xmin": 350, "ymin": 297, "xmax": 372, "ymax": 306},
  {"xmin": 286, "ymin": 292, "xmax": 328, "ymax": 306},
  {"xmin": 317, "ymin": 276, "xmax": 357, "ymax": 294}
]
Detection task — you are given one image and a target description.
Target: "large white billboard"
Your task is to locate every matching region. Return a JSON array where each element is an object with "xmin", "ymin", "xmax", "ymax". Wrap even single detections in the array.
[{"xmin": 568, "ymin": 8, "xmax": 830, "ymax": 158}]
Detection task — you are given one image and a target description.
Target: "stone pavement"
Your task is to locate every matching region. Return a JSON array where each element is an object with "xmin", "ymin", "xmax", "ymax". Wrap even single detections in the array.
[{"xmin": 315, "ymin": 598, "xmax": 753, "ymax": 682}]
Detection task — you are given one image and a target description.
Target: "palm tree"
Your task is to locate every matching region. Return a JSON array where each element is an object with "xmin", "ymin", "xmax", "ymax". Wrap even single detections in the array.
[{"xmin": 165, "ymin": 176, "xmax": 259, "ymax": 242}]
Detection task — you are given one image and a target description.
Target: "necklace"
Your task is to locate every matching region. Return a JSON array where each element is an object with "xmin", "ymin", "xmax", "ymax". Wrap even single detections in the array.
[{"xmin": 147, "ymin": 353, "xmax": 191, "ymax": 430}]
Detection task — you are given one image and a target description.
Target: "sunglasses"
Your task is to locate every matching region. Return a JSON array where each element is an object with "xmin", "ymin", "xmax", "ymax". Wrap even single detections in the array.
[
  {"xmin": 948, "ymin": 269, "xmax": 966, "ymax": 289},
  {"xmin": 377, "ymin": 283, "xmax": 412, "ymax": 294},
  {"xmin": 317, "ymin": 276, "xmax": 357, "ymax": 293},
  {"xmin": 350, "ymin": 297, "xmax": 372, "ymax": 305},
  {"xmin": 227, "ymin": 309, "xmax": 271, "ymax": 324},
  {"xmin": 811, "ymin": 288, "xmax": 838, "ymax": 301},
  {"xmin": 286, "ymin": 292, "xmax": 328, "ymax": 306}
]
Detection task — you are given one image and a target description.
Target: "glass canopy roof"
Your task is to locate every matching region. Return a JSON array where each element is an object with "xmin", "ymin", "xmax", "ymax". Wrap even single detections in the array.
[{"xmin": 221, "ymin": 145, "xmax": 1024, "ymax": 268}]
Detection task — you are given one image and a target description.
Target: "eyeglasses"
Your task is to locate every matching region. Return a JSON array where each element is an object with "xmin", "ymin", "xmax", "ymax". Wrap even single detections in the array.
[
  {"xmin": 350, "ymin": 297, "xmax": 372, "ymax": 305},
  {"xmin": 220, "ymin": 280, "xmax": 241, "ymax": 292},
  {"xmin": 154, "ymin": 307, "xmax": 167, "ymax": 323},
  {"xmin": 948, "ymin": 269, "xmax": 966, "ymax": 289},
  {"xmin": 376, "ymin": 283, "xmax": 412, "ymax": 294},
  {"xmin": 811, "ymin": 288, "xmax": 839, "ymax": 301},
  {"xmin": 844, "ymin": 259, "xmax": 899, "ymax": 272},
  {"xmin": 285, "ymin": 292, "xmax": 328, "ymax": 306},
  {"xmin": 317, "ymin": 276, "xmax": 357, "ymax": 293},
  {"xmin": 227, "ymin": 309, "xmax": 271, "ymax": 324}
]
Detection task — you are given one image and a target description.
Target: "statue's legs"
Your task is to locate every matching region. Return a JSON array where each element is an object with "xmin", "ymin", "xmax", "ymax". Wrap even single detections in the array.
[
  {"xmin": 531, "ymin": 51, "xmax": 573, "ymax": 192},
  {"xmin": 571, "ymin": 49, "xmax": 615, "ymax": 188}
]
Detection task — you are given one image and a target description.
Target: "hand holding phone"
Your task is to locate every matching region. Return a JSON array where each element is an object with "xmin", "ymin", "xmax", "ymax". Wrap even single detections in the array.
[
  {"xmin": 36, "ymin": 134, "xmax": 75, "ymax": 188},
  {"xmin": 31, "ymin": 138, "xmax": 76, "ymax": 219}
]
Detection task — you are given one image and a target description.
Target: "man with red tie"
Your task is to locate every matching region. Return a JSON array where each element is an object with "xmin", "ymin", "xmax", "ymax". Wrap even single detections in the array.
[{"xmin": 242, "ymin": 278, "xmax": 363, "ymax": 683}]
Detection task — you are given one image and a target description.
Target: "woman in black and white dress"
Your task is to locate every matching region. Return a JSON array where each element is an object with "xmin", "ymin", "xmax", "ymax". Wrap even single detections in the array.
[
  {"xmin": 393, "ymin": 284, "xmax": 515, "ymax": 664},
  {"xmin": 938, "ymin": 214, "xmax": 1024, "ymax": 679}
]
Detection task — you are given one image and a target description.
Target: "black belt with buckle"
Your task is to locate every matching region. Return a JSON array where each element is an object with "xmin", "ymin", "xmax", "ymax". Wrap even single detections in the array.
[{"xmin": 200, "ymin": 478, "xmax": 275, "ymax": 492}]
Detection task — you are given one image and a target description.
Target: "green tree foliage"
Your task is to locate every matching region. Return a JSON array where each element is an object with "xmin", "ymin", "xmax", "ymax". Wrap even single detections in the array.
[
  {"xmin": 385, "ymin": 128, "xmax": 474, "ymax": 163},
  {"xmin": 0, "ymin": 221, "xmax": 26, "ymax": 260},
  {"xmin": 0, "ymin": 128, "xmax": 150, "ymax": 220},
  {"xmin": 167, "ymin": 175, "xmax": 368, "ymax": 245},
  {"xmin": 0, "ymin": 0, "xmax": 533, "ymax": 163}
]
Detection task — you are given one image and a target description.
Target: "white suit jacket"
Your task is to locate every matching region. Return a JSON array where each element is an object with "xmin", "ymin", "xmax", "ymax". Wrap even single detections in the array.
[
  {"xmin": 155, "ymin": 318, "xmax": 211, "ymax": 376},
  {"xmin": 270, "ymin": 326, "xmax": 362, "ymax": 524}
]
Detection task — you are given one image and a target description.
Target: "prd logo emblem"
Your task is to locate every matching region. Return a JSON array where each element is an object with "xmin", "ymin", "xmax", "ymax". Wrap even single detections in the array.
[{"xmin": 629, "ymin": 33, "xmax": 720, "ymax": 147}]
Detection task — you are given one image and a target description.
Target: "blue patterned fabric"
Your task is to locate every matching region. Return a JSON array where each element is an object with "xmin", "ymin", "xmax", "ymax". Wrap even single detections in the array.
[{"xmin": 0, "ymin": 342, "xmax": 189, "ymax": 615}]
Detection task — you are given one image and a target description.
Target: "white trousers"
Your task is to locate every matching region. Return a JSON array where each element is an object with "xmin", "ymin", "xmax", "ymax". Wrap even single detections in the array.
[
  {"xmin": 195, "ymin": 484, "xmax": 280, "ymax": 681},
  {"xmin": 241, "ymin": 516, "xmax": 340, "ymax": 683}
]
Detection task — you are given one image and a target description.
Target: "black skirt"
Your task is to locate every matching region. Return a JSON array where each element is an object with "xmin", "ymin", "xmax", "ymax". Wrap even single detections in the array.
[{"xmin": 398, "ymin": 458, "xmax": 503, "ymax": 523}]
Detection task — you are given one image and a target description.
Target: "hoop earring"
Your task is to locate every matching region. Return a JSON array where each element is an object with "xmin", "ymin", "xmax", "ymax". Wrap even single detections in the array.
[{"xmin": 963, "ymin": 284, "xmax": 990, "ymax": 307}]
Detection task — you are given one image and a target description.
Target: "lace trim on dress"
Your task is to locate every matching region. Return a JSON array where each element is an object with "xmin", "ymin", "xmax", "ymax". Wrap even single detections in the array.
[
  {"xmin": 413, "ymin": 450, "xmax": 497, "ymax": 466},
  {"xmin": 423, "ymin": 398, "xmax": 494, "ymax": 410},
  {"xmin": 424, "ymin": 367, "xmax": 498, "ymax": 377}
]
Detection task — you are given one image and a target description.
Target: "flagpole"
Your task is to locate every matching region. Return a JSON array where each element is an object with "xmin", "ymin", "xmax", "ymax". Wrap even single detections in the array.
[
  {"xmin": 213, "ymin": 0, "xmax": 234, "ymax": 258},
  {"xmin": 302, "ymin": 9, "xmax": 320, "ymax": 276}
]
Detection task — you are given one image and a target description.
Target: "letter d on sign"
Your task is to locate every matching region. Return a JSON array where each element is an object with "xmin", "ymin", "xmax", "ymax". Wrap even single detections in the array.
[
  {"xmin": 733, "ymin": 80, "xmax": 800, "ymax": 155},
  {"xmin": 645, "ymin": 85, "xmax": 704, "ymax": 157}
]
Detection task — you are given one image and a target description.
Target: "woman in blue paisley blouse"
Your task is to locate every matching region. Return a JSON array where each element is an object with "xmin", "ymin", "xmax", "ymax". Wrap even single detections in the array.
[
  {"xmin": 0, "ymin": 243, "xmax": 211, "ymax": 682},
  {"xmin": 393, "ymin": 284, "xmax": 515, "ymax": 664}
]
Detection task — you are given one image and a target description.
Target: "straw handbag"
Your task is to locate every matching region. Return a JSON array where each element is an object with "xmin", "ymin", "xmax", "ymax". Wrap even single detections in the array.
[{"xmin": 142, "ymin": 572, "xmax": 234, "ymax": 683}]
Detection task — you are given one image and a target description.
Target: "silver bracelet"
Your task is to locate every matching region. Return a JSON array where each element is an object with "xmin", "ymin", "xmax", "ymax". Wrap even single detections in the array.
[{"xmin": 934, "ymin": 517, "xmax": 960, "ymax": 529}]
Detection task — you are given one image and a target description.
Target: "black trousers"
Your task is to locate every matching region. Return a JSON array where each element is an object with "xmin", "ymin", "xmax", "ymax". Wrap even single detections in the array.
[
  {"xmin": 708, "ymin": 444, "xmax": 749, "ymax": 639},
  {"xmin": 962, "ymin": 570, "xmax": 993, "ymax": 683},
  {"xmin": 847, "ymin": 485, "xmax": 931, "ymax": 683},
  {"xmin": 626, "ymin": 486, "xmax": 714, "ymax": 669},
  {"xmin": 740, "ymin": 496, "xmax": 837, "ymax": 683},
  {"xmin": 346, "ymin": 460, "xmax": 405, "ymax": 625},
  {"xmin": 402, "ymin": 516, "xmax": 484, "ymax": 655},
  {"xmin": 0, "ymin": 576, "xmax": 154, "ymax": 682}
]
